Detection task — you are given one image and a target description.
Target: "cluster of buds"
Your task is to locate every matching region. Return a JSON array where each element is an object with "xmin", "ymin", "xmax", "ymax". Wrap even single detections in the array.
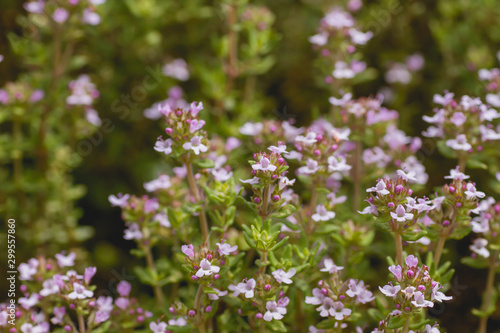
[
  {"xmin": 422, "ymin": 168, "xmax": 484, "ymax": 239},
  {"xmin": 375, "ymin": 255, "xmax": 451, "ymax": 331},
  {"xmin": 241, "ymin": 5, "xmax": 275, "ymax": 31},
  {"xmin": 306, "ymin": 258, "xmax": 373, "ymax": 328},
  {"xmin": 239, "ymin": 120, "xmax": 304, "ymax": 146},
  {"xmin": 423, "ymin": 91, "xmax": 500, "ymax": 152},
  {"xmin": 468, "ymin": 197, "xmax": 500, "ymax": 259},
  {"xmin": 154, "ymin": 102, "xmax": 209, "ymax": 159},
  {"xmin": 384, "ymin": 53, "xmax": 425, "ymax": 85},
  {"xmin": 241, "ymin": 145, "xmax": 294, "ymax": 214},
  {"xmin": 228, "ymin": 268, "xmax": 295, "ymax": 323},
  {"xmin": 66, "ymin": 74, "xmax": 102, "ymax": 126},
  {"xmin": 478, "ymin": 66, "xmax": 500, "ymax": 108},
  {"xmin": 329, "ymin": 94, "xmax": 398, "ymax": 130},
  {"xmin": 24, "ymin": 0, "xmax": 106, "ymax": 26},
  {"xmin": 144, "ymin": 86, "xmax": 188, "ymax": 120},
  {"xmin": 360, "ymin": 170, "xmax": 432, "ymax": 232},
  {"xmin": 0, "ymin": 82, "xmax": 44, "ymax": 106},
  {"xmin": 288, "ymin": 121, "xmax": 351, "ymax": 185},
  {"xmin": 181, "ymin": 242, "xmax": 237, "ymax": 284},
  {"xmin": 308, "ymin": 5, "xmax": 372, "ymax": 84}
]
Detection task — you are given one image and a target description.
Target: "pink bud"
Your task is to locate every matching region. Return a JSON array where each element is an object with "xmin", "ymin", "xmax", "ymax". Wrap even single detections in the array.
[
  {"xmin": 137, "ymin": 315, "xmax": 144, "ymax": 322},
  {"xmin": 188, "ymin": 310, "xmax": 196, "ymax": 317},
  {"xmin": 270, "ymin": 125, "xmax": 277, "ymax": 132},
  {"xmin": 89, "ymin": 301, "xmax": 95, "ymax": 307},
  {"xmin": 46, "ymin": 264, "xmax": 52, "ymax": 270},
  {"xmin": 456, "ymin": 202, "xmax": 461, "ymax": 208},
  {"xmin": 272, "ymin": 174, "xmax": 278, "ymax": 180},
  {"xmin": 314, "ymin": 149, "xmax": 321, "ymax": 156},
  {"xmin": 206, "ymin": 254, "xmax": 213, "ymax": 260},
  {"xmin": 406, "ymin": 270, "xmax": 414, "ymax": 279},
  {"xmin": 165, "ymin": 128, "xmax": 173, "ymax": 135},
  {"xmin": 256, "ymin": 313, "xmax": 263, "ymax": 319},
  {"xmin": 408, "ymin": 189, "xmax": 413, "ymax": 196},
  {"xmin": 176, "ymin": 110, "xmax": 182, "ymax": 116},
  {"xmin": 70, "ymin": 304, "xmax": 76, "ymax": 310},
  {"xmin": 169, "ymin": 307, "xmax": 175, "ymax": 314},
  {"xmin": 321, "ymin": 288, "xmax": 328, "ymax": 295},
  {"xmin": 387, "ymin": 202, "xmax": 395, "ymax": 209},
  {"xmin": 64, "ymin": 325, "xmax": 72, "ymax": 332},
  {"xmin": 278, "ymin": 158, "xmax": 285, "ymax": 164},
  {"xmin": 264, "ymin": 284, "xmax": 271, "ymax": 291},
  {"xmin": 205, "ymin": 306, "xmax": 212, "ymax": 312},
  {"xmin": 191, "ymin": 275, "xmax": 199, "ymax": 281},
  {"xmin": 331, "ymin": 144, "xmax": 338, "ymax": 151},
  {"xmin": 272, "ymin": 195, "xmax": 280, "ymax": 202},
  {"xmin": 395, "ymin": 185, "xmax": 404, "ymax": 193},
  {"xmin": 404, "ymin": 306, "xmax": 411, "ymax": 312},
  {"xmin": 443, "ymin": 220, "xmax": 450, "ymax": 227},
  {"xmin": 316, "ymin": 134, "xmax": 323, "ymax": 141},
  {"xmin": 395, "ymin": 303, "xmax": 401, "ymax": 309},
  {"xmin": 339, "ymin": 295, "xmax": 345, "ymax": 300},
  {"xmin": 254, "ymin": 197, "xmax": 261, "ymax": 204},
  {"xmin": 418, "ymin": 285, "xmax": 425, "ymax": 291},
  {"xmin": 20, "ymin": 285, "xmax": 27, "ymax": 293},
  {"xmin": 213, "ymin": 274, "xmax": 220, "ymax": 280}
]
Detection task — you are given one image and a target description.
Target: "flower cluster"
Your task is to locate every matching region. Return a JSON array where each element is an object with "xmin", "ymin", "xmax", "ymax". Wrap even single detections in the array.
[
  {"xmin": 423, "ymin": 91, "xmax": 500, "ymax": 152},
  {"xmin": 306, "ymin": 258, "xmax": 373, "ymax": 330},
  {"xmin": 384, "ymin": 54, "xmax": 425, "ymax": 85},
  {"xmin": 144, "ymin": 86, "xmax": 188, "ymax": 120},
  {"xmin": 478, "ymin": 66, "xmax": 500, "ymax": 107},
  {"xmin": 468, "ymin": 197, "xmax": 500, "ymax": 259},
  {"xmin": 66, "ymin": 74, "xmax": 101, "ymax": 126},
  {"xmin": 374, "ymin": 255, "xmax": 451, "ymax": 331},
  {"xmin": 239, "ymin": 120, "xmax": 304, "ymax": 147},
  {"xmin": 24, "ymin": 0, "xmax": 106, "ymax": 25},
  {"xmin": 0, "ymin": 82, "xmax": 44, "ymax": 105},
  {"xmin": 360, "ymin": 170, "xmax": 433, "ymax": 232},
  {"xmin": 154, "ymin": 102, "xmax": 209, "ymax": 159},
  {"xmin": 182, "ymin": 242, "xmax": 237, "ymax": 283}
]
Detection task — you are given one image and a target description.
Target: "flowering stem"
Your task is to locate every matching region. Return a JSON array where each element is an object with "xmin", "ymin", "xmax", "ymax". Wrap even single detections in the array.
[
  {"xmin": 401, "ymin": 316, "xmax": 411, "ymax": 333},
  {"xmin": 306, "ymin": 182, "xmax": 318, "ymax": 235},
  {"xmin": 261, "ymin": 185, "xmax": 270, "ymax": 218},
  {"xmin": 185, "ymin": 160, "xmax": 209, "ymax": 243},
  {"xmin": 457, "ymin": 153, "xmax": 467, "ymax": 172},
  {"xmin": 195, "ymin": 285, "xmax": 206, "ymax": 333},
  {"xmin": 433, "ymin": 235, "xmax": 447, "ymax": 268},
  {"xmin": 478, "ymin": 250, "xmax": 499, "ymax": 333},
  {"xmin": 259, "ymin": 250, "xmax": 268, "ymax": 274},
  {"xmin": 394, "ymin": 231, "xmax": 403, "ymax": 266},
  {"xmin": 259, "ymin": 319, "xmax": 265, "ymax": 333},
  {"xmin": 352, "ymin": 140, "xmax": 362, "ymax": 213},
  {"xmin": 78, "ymin": 314, "xmax": 86, "ymax": 333},
  {"xmin": 145, "ymin": 246, "xmax": 165, "ymax": 307}
]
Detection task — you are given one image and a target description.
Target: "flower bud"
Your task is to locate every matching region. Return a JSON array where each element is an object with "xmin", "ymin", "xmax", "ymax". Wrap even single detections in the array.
[
  {"xmin": 272, "ymin": 195, "xmax": 280, "ymax": 202},
  {"xmin": 206, "ymin": 254, "xmax": 212, "ymax": 260},
  {"xmin": 418, "ymin": 285, "xmax": 425, "ymax": 292},
  {"xmin": 191, "ymin": 275, "xmax": 199, "ymax": 281},
  {"xmin": 213, "ymin": 274, "xmax": 220, "ymax": 280},
  {"xmin": 264, "ymin": 284, "xmax": 271, "ymax": 291},
  {"xmin": 406, "ymin": 270, "xmax": 415, "ymax": 278},
  {"xmin": 443, "ymin": 220, "xmax": 450, "ymax": 227},
  {"xmin": 205, "ymin": 306, "xmax": 212, "ymax": 312},
  {"xmin": 314, "ymin": 149, "xmax": 321, "ymax": 156},
  {"xmin": 254, "ymin": 197, "xmax": 261, "ymax": 204},
  {"xmin": 169, "ymin": 307, "xmax": 175, "ymax": 314},
  {"xmin": 256, "ymin": 313, "xmax": 263, "ymax": 319},
  {"xmin": 321, "ymin": 288, "xmax": 328, "ymax": 296},
  {"xmin": 404, "ymin": 307, "xmax": 411, "ymax": 312},
  {"xmin": 395, "ymin": 185, "xmax": 404, "ymax": 193},
  {"xmin": 188, "ymin": 310, "xmax": 196, "ymax": 317},
  {"xmin": 64, "ymin": 326, "xmax": 72, "ymax": 332},
  {"xmin": 339, "ymin": 295, "xmax": 345, "ymax": 300},
  {"xmin": 137, "ymin": 315, "xmax": 144, "ymax": 322},
  {"xmin": 165, "ymin": 128, "xmax": 173, "ymax": 135},
  {"xmin": 387, "ymin": 202, "xmax": 395, "ymax": 209}
]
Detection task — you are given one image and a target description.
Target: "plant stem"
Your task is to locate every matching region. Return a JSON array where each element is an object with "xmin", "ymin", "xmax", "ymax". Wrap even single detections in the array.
[
  {"xmin": 259, "ymin": 319, "xmax": 265, "ymax": 333},
  {"xmin": 478, "ymin": 250, "xmax": 499, "ymax": 333},
  {"xmin": 226, "ymin": 2, "xmax": 238, "ymax": 90},
  {"xmin": 259, "ymin": 250, "xmax": 267, "ymax": 274},
  {"xmin": 260, "ymin": 185, "xmax": 270, "ymax": 218},
  {"xmin": 458, "ymin": 154, "xmax": 466, "ymax": 172},
  {"xmin": 401, "ymin": 317, "xmax": 410, "ymax": 333},
  {"xmin": 145, "ymin": 246, "xmax": 164, "ymax": 306},
  {"xmin": 78, "ymin": 314, "xmax": 85, "ymax": 333},
  {"xmin": 296, "ymin": 290, "xmax": 306, "ymax": 333},
  {"xmin": 306, "ymin": 181, "xmax": 318, "ymax": 235},
  {"xmin": 185, "ymin": 161, "xmax": 209, "ymax": 243},
  {"xmin": 195, "ymin": 285, "xmax": 206, "ymax": 333},
  {"xmin": 352, "ymin": 140, "xmax": 362, "ymax": 212},
  {"xmin": 433, "ymin": 235, "xmax": 447, "ymax": 268},
  {"xmin": 394, "ymin": 231, "xmax": 403, "ymax": 266}
]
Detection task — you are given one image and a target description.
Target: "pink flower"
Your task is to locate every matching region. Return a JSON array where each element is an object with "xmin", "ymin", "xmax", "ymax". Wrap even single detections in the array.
[
  {"xmin": 162, "ymin": 59, "xmax": 190, "ymax": 81},
  {"xmin": 397, "ymin": 169, "xmax": 418, "ymax": 182},
  {"xmin": 312, "ymin": 205, "xmax": 336, "ymax": 222},
  {"xmin": 268, "ymin": 144, "xmax": 288, "ymax": 154},
  {"xmin": 446, "ymin": 134, "xmax": 471, "ymax": 151},
  {"xmin": 464, "ymin": 183, "xmax": 485, "ymax": 200},
  {"xmin": 433, "ymin": 91, "xmax": 454, "ymax": 106},
  {"xmin": 144, "ymin": 175, "xmax": 171, "ymax": 192},
  {"xmin": 272, "ymin": 268, "xmax": 296, "ymax": 284},
  {"xmin": 82, "ymin": 9, "xmax": 101, "ymax": 25},
  {"xmin": 154, "ymin": 137, "xmax": 173, "ymax": 155},
  {"xmin": 117, "ymin": 281, "xmax": 131, "ymax": 297},
  {"xmin": 252, "ymin": 157, "xmax": 277, "ymax": 172},
  {"xmin": 195, "ymin": 259, "xmax": 220, "ymax": 277},
  {"xmin": 150, "ymin": 321, "xmax": 168, "ymax": 333},
  {"xmin": 182, "ymin": 136, "xmax": 208, "ymax": 155},
  {"xmin": 366, "ymin": 179, "xmax": 390, "ymax": 196},
  {"xmin": 297, "ymin": 159, "xmax": 319, "ymax": 175},
  {"xmin": 263, "ymin": 301, "xmax": 287, "ymax": 321},
  {"xmin": 55, "ymin": 252, "xmax": 76, "ymax": 267},
  {"xmin": 84, "ymin": 267, "xmax": 96, "ymax": 284},
  {"xmin": 181, "ymin": 244, "xmax": 195, "ymax": 258},
  {"xmin": 68, "ymin": 283, "xmax": 93, "ymax": 300},
  {"xmin": 405, "ymin": 255, "xmax": 419, "ymax": 268},
  {"xmin": 379, "ymin": 284, "xmax": 401, "ymax": 298},
  {"xmin": 390, "ymin": 205, "xmax": 414, "ymax": 222},
  {"xmin": 108, "ymin": 193, "xmax": 130, "ymax": 208},
  {"xmin": 388, "ymin": 265, "xmax": 402, "ymax": 280},
  {"xmin": 216, "ymin": 242, "xmax": 238, "ymax": 256},
  {"xmin": 53, "ymin": 8, "xmax": 69, "ymax": 23},
  {"xmin": 239, "ymin": 122, "xmax": 263, "ymax": 136},
  {"xmin": 229, "ymin": 278, "xmax": 256, "ymax": 298},
  {"xmin": 444, "ymin": 167, "xmax": 469, "ymax": 181},
  {"xmin": 189, "ymin": 119, "xmax": 206, "ymax": 132},
  {"xmin": 320, "ymin": 258, "xmax": 344, "ymax": 274},
  {"xmin": 124, "ymin": 223, "xmax": 143, "ymax": 240},
  {"xmin": 411, "ymin": 291, "xmax": 433, "ymax": 308}
]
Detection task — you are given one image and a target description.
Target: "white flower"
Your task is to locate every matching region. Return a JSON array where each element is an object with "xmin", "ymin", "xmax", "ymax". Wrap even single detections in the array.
[
  {"xmin": 312, "ymin": 205, "xmax": 336, "ymax": 222},
  {"xmin": 240, "ymin": 177, "xmax": 260, "ymax": 185},
  {"xmin": 297, "ymin": 159, "xmax": 320, "ymax": 175},
  {"xmin": 328, "ymin": 156, "xmax": 351, "ymax": 172},
  {"xmin": 39, "ymin": 278, "xmax": 60, "ymax": 296},
  {"xmin": 278, "ymin": 176, "xmax": 295, "ymax": 190},
  {"xmin": 268, "ymin": 144, "xmax": 288, "ymax": 154},
  {"xmin": 216, "ymin": 242, "xmax": 238, "ymax": 256},
  {"xmin": 330, "ymin": 127, "xmax": 351, "ymax": 141},
  {"xmin": 239, "ymin": 122, "xmax": 263, "ymax": 136},
  {"xmin": 263, "ymin": 301, "xmax": 287, "ymax": 321},
  {"xmin": 379, "ymin": 284, "xmax": 401, "ymax": 298},
  {"xmin": 68, "ymin": 283, "xmax": 93, "ymax": 300},
  {"xmin": 446, "ymin": 134, "xmax": 471, "ymax": 151},
  {"xmin": 309, "ymin": 33, "xmax": 328, "ymax": 46},
  {"xmin": 396, "ymin": 169, "xmax": 418, "ymax": 182},
  {"xmin": 212, "ymin": 168, "xmax": 233, "ymax": 182},
  {"xmin": 19, "ymin": 293, "xmax": 39, "ymax": 309},
  {"xmin": 486, "ymin": 93, "xmax": 500, "ymax": 107},
  {"xmin": 124, "ymin": 223, "xmax": 143, "ymax": 240},
  {"xmin": 464, "ymin": 183, "xmax": 485, "ymax": 200},
  {"xmin": 162, "ymin": 59, "xmax": 190, "ymax": 81},
  {"xmin": 411, "ymin": 291, "xmax": 433, "ymax": 308},
  {"xmin": 346, "ymin": 279, "xmax": 365, "ymax": 298},
  {"xmin": 207, "ymin": 288, "xmax": 228, "ymax": 301},
  {"xmin": 229, "ymin": 278, "xmax": 256, "ymax": 298},
  {"xmin": 272, "ymin": 268, "xmax": 296, "ymax": 284},
  {"xmin": 366, "ymin": 179, "xmax": 390, "ymax": 196},
  {"xmin": 55, "ymin": 252, "xmax": 76, "ymax": 267},
  {"xmin": 444, "ymin": 168, "xmax": 469, "ymax": 181},
  {"xmin": 295, "ymin": 132, "xmax": 318, "ymax": 145},
  {"xmin": 195, "ymin": 259, "xmax": 220, "ymax": 277},
  {"xmin": 349, "ymin": 28, "xmax": 373, "ymax": 45},
  {"xmin": 329, "ymin": 93, "xmax": 352, "ymax": 106},
  {"xmin": 320, "ymin": 259, "xmax": 344, "ymax": 274},
  {"xmin": 154, "ymin": 137, "xmax": 173, "ymax": 155},
  {"xmin": 333, "ymin": 61, "xmax": 355, "ymax": 79},
  {"xmin": 108, "ymin": 193, "xmax": 130, "ymax": 208},
  {"xmin": 433, "ymin": 92, "xmax": 454, "ymax": 105},
  {"xmin": 150, "ymin": 321, "xmax": 168, "ymax": 333},
  {"xmin": 470, "ymin": 238, "xmax": 490, "ymax": 258},
  {"xmin": 305, "ymin": 288, "xmax": 325, "ymax": 305},
  {"xmin": 390, "ymin": 205, "xmax": 414, "ymax": 222},
  {"xmin": 252, "ymin": 157, "xmax": 277, "ymax": 172},
  {"xmin": 154, "ymin": 212, "xmax": 171, "ymax": 228},
  {"xmin": 144, "ymin": 175, "xmax": 171, "ymax": 192},
  {"xmin": 182, "ymin": 136, "xmax": 208, "ymax": 155},
  {"xmin": 430, "ymin": 283, "xmax": 452, "ymax": 302}
]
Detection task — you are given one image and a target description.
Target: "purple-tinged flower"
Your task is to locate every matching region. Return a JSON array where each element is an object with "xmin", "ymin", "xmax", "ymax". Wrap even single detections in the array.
[
  {"xmin": 154, "ymin": 212, "xmax": 171, "ymax": 228},
  {"xmin": 189, "ymin": 101, "xmax": 203, "ymax": 116},
  {"xmin": 411, "ymin": 291, "xmax": 433, "ymax": 308},
  {"xmin": 154, "ymin": 137, "xmax": 173, "ymax": 155},
  {"xmin": 464, "ymin": 183, "xmax": 485, "ymax": 200},
  {"xmin": 150, "ymin": 321, "xmax": 168, "ymax": 333},
  {"xmin": 216, "ymin": 242, "xmax": 238, "ymax": 256},
  {"xmin": 19, "ymin": 258, "xmax": 39, "ymax": 281},
  {"xmin": 212, "ymin": 168, "xmax": 233, "ymax": 182},
  {"xmin": 349, "ymin": 28, "xmax": 373, "ymax": 45},
  {"xmin": 240, "ymin": 176, "xmax": 260, "ymax": 185},
  {"xmin": 124, "ymin": 223, "xmax": 143, "ymax": 240},
  {"xmin": 366, "ymin": 179, "xmax": 390, "ymax": 196},
  {"xmin": 397, "ymin": 169, "xmax": 418, "ymax": 182},
  {"xmin": 51, "ymin": 306, "xmax": 66, "ymax": 325},
  {"xmin": 450, "ymin": 112, "xmax": 466, "ymax": 127},
  {"xmin": 406, "ymin": 54, "xmax": 425, "ymax": 71},
  {"xmin": 55, "ymin": 252, "xmax": 76, "ymax": 267},
  {"xmin": 444, "ymin": 168, "xmax": 469, "ymax": 181},
  {"xmin": 297, "ymin": 159, "xmax": 319, "ymax": 175},
  {"xmin": 385, "ymin": 63, "xmax": 411, "ymax": 84},
  {"xmin": 144, "ymin": 175, "xmax": 171, "ymax": 192},
  {"xmin": 225, "ymin": 137, "xmax": 241, "ymax": 151},
  {"xmin": 346, "ymin": 279, "xmax": 365, "ymax": 298},
  {"xmin": 320, "ymin": 258, "xmax": 344, "ymax": 274},
  {"xmin": 446, "ymin": 134, "xmax": 472, "ymax": 151},
  {"xmin": 312, "ymin": 205, "xmax": 336, "ymax": 222},
  {"xmin": 379, "ymin": 284, "xmax": 401, "ymax": 298},
  {"xmin": 278, "ymin": 176, "xmax": 295, "ymax": 190},
  {"xmin": 388, "ymin": 265, "xmax": 402, "ymax": 280},
  {"xmin": 115, "ymin": 297, "xmax": 130, "ymax": 310},
  {"xmin": 144, "ymin": 198, "xmax": 159, "ymax": 214},
  {"xmin": 108, "ymin": 193, "xmax": 130, "ymax": 208},
  {"xmin": 24, "ymin": 0, "xmax": 45, "ymax": 13},
  {"xmin": 162, "ymin": 59, "xmax": 189, "ymax": 81},
  {"xmin": 358, "ymin": 203, "xmax": 378, "ymax": 215},
  {"xmin": 229, "ymin": 278, "xmax": 256, "ymax": 298},
  {"xmin": 356, "ymin": 288, "xmax": 375, "ymax": 304},
  {"xmin": 68, "ymin": 283, "xmax": 93, "ymax": 299},
  {"xmin": 117, "ymin": 281, "xmax": 131, "ymax": 297},
  {"xmin": 309, "ymin": 33, "xmax": 328, "ymax": 46},
  {"xmin": 19, "ymin": 293, "xmax": 39, "ymax": 309},
  {"xmin": 430, "ymin": 283, "xmax": 452, "ymax": 302},
  {"xmin": 183, "ymin": 136, "xmax": 208, "ymax": 155},
  {"xmin": 189, "ymin": 119, "xmax": 206, "ymax": 132},
  {"xmin": 305, "ymin": 288, "xmax": 325, "ymax": 305},
  {"xmin": 319, "ymin": 299, "xmax": 352, "ymax": 320},
  {"xmin": 329, "ymin": 93, "xmax": 352, "ymax": 106},
  {"xmin": 239, "ymin": 122, "xmax": 263, "ymax": 136},
  {"xmin": 196, "ymin": 259, "xmax": 220, "ymax": 277},
  {"xmin": 328, "ymin": 156, "xmax": 351, "ymax": 172},
  {"xmin": 53, "ymin": 8, "xmax": 69, "ymax": 23},
  {"xmin": 84, "ymin": 267, "xmax": 96, "ymax": 284},
  {"xmin": 433, "ymin": 91, "xmax": 454, "ymax": 106},
  {"xmin": 252, "ymin": 156, "xmax": 277, "ymax": 172},
  {"xmin": 263, "ymin": 301, "xmax": 287, "ymax": 321},
  {"xmin": 470, "ymin": 238, "xmax": 490, "ymax": 258},
  {"xmin": 67, "ymin": 75, "xmax": 98, "ymax": 105},
  {"xmin": 207, "ymin": 288, "xmax": 228, "ymax": 301},
  {"xmin": 82, "ymin": 8, "xmax": 101, "ymax": 25},
  {"xmin": 181, "ymin": 244, "xmax": 195, "ymax": 258},
  {"xmin": 20, "ymin": 323, "xmax": 48, "ymax": 333},
  {"xmin": 268, "ymin": 144, "xmax": 288, "ymax": 154},
  {"xmin": 390, "ymin": 205, "xmax": 414, "ymax": 222},
  {"xmin": 168, "ymin": 317, "xmax": 187, "ymax": 326},
  {"xmin": 333, "ymin": 61, "xmax": 355, "ymax": 79},
  {"xmin": 272, "ymin": 268, "xmax": 296, "ymax": 284},
  {"xmin": 405, "ymin": 255, "xmax": 419, "ymax": 268},
  {"xmin": 486, "ymin": 93, "xmax": 500, "ymax": 107},
  {"xmin": 295, "ymin": 132, "xmax": 318, "ymax": 145}
]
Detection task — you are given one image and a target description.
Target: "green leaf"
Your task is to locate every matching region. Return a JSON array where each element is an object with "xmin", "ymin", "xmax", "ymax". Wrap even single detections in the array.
[
  {"xmin": 387, "ymin": 314, "xmax": 409, "ymax": 329},
  {"xmin": 401, "ymin": 230, "xmax": 427, "ymax": 241},
  {"xmin": 449, "ymin": 226, "xmax": 472, "ymax": 240},
  {"xmin": 90, "ymin": 321, "xmax": 111, "ymax": 333},
  {"xmin": 461, "ymin": 256, "xmax": 489, "ymax": 269},
  {"xmin": 271, "ymin": 204, "xmax": 296, "ymax": 219},
  {"xmin": 466, "ymin": 159, "xmax": 488, "ymax": 170},
  {"xmin": 269, "ymin": 236, "xmax": 289, "ymax": 251},
  {"xmin": 194, "ymin": 159, "xmax": 215, "ymax": 169}
]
